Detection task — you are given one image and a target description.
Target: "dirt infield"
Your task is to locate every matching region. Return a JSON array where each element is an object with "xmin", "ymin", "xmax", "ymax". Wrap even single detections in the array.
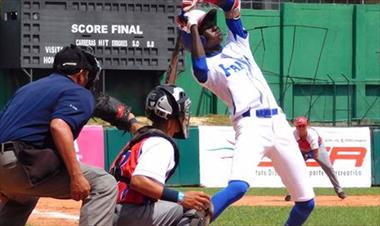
[
  {"xmin": 233, "ymin": 195, "xmax": 380, "ymax": 207},
  {"xmin": 24, "ymin": 195, "xmax": 380, "ymax": 226}
]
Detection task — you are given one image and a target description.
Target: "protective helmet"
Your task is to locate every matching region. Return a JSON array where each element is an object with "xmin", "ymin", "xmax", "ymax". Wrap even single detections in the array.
[
  {"xmin": 145, "ymin": 84, "xmax": 191, "ymax": 139},
  {"xmin": 294, "ymin": 116, "xmax": 308, "ymax": 127},
  {"xmin": 53, "ymin": 44, "xmax": 101, "ymax": 91},
  {"xmin": 181, "ymin": 8, "xmax": 217, "ymax": 51}
]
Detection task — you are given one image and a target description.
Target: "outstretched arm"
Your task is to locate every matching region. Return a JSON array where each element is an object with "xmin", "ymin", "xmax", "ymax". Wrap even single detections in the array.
[
  {"xmin": 92, "ymin": 92, "xmax": 143, "ymax": 135},
  {"xmin": 190, "ymin": 24, "xmax": 209, "ymax": 83},
  {"xmin": 185, "ymin": 0, "xmax": 247, "ymax": 39},
  {"xmin": 215, "ymin": 0, "xmax": 247, "ymax": 39}
]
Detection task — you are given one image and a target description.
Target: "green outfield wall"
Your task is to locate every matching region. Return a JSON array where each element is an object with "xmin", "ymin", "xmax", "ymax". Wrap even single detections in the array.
[
  {"xmin": 355, "ymin": 5, "xmax": 380, "ymax": 122},
  {"xmin": 371, "ymin": 128, "xmax": 380, "ymax": 185},
  {"xmin": 176, "ymin": 4, "xmax": 380, "ymax": 124},
  {"xmin": 0, "ymin": 3, "xmax": 379, "ymax": 123}
]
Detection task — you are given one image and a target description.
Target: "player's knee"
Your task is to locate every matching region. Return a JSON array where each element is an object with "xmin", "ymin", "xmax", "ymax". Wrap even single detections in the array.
[
  {"xmin": 295, "ymin": 198, "xmax": 315, "ymax": 215},
  {"xmin": 227, "ymin": 180, "xmax": 249, "ymax": 200}
]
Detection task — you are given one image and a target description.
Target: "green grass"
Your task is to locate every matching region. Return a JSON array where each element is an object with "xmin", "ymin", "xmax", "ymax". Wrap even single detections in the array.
[
  {"xmin": 176, "ymin": 187, "xmax": 380, "ymax": 196},
  {"xmin": 175, "ymin": 187, "xmax": 380, "ymax": 226},
  {"xmin": 212, "ymin": 206, "xmax": 380, "ymax": 226}
]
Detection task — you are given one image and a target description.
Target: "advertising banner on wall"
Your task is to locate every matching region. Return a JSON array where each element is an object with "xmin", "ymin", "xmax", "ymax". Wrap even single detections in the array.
[
  {"xmin": 199, "ymin": 126, "xmax": 371, "ymax": 187},
  {"xmin": 75, "ymin": 125, "xmax": 105, "ymax": 169}
]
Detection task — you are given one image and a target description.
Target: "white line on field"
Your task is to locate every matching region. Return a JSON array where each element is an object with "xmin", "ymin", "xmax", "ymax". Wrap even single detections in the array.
[{"xmin": 32, "ymin": 209, "xmax": 79, "ymax": 220}]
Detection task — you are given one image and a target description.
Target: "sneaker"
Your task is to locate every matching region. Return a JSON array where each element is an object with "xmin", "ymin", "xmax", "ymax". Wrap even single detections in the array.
[
  {"xmin": 284, "ymin": 194, "xmax": 291, "ymax": 201},
  {"xmin": 338, "ymin": 192, "xmax": 347, "ymax": 199}
]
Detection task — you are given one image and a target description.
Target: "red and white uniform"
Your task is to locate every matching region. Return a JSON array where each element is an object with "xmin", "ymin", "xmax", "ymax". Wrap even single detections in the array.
[
  {"xmin": 293, "ymin": 128, "xmax": 322, "ymax": 153},
  {"xmin": 115, "ymin": 137, "xmax": 176, "ymax": 204}
]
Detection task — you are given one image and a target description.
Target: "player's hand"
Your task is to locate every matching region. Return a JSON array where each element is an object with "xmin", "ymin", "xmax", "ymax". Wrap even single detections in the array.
[
  {"xmin": 176, "ymin": 9, "xmax": 206, "ymax": 33},
  {"xmin": 182, "ymin": 0, "xmax": 201, "ymax": 12},
  {"xmin": 70, "ymin": 173, "xmax": 91, "ymax": 201},
  {"xmin": 181, "ymin": 191, "xmax": 211, "ymax": 211}
]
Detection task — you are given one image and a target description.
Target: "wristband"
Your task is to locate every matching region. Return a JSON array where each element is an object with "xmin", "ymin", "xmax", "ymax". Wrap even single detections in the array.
[
  {"xmin": 161, "ymin": 187, "xmax": 179, "ymax": 202},
  {"xmin": 177, "ymin": 192, "xmax": 185, "ymax": 204}
]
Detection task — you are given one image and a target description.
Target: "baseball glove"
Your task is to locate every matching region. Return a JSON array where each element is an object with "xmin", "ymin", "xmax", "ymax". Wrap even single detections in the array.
[
  {"xmin": 93, "ymin": 93, "xmax": 136, "ymax": 132},
  {"xmin": 184, "ymin": 203, "xmax": 214, "ymax": 226}
]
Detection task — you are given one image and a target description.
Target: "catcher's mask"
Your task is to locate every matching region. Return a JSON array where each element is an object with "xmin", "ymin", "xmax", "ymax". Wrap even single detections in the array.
[
  {"xmin": 181, "ymin": 8, "xmax": 217, "ymax": 51},
  {"xmin": 145, "ymin": 84, "xmax": 191, "ymax": 139},
  {"xmin": 53, "ymin": 44, "xmax": 101, "ymax": 91}
]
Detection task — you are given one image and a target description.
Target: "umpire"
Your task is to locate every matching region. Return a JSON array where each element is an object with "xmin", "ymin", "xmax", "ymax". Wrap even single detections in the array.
[{"xmin": 0, "ymin": 44, "xmax": 117, "ymax": 226}]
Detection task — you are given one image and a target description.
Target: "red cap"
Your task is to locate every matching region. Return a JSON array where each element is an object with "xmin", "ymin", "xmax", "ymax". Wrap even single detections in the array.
[{"xmin": 294, "ymin": 116, "xmax": 308, "ymax": 127}]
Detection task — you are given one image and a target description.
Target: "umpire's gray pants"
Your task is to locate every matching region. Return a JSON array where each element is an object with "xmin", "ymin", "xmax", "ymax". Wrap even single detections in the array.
[
  {"xmin": 114, "ymin": 200, "xmax": 195, "ymax": 226},
  {"xmin": 315, "ymin": 144, "xmax": 343, "ymax": 194},
  {"xmin": 0, "ymin": 153, "xmax": 117, "ymax": 226}
]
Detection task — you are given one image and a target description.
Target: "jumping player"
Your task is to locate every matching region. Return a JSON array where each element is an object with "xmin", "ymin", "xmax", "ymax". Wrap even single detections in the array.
[
  {"xmin": 284, "ymin": 116, "xmax": 346, "ymax": 201},
  {"xmin": 177, "ymin": 0, "xmax": 315, "ymax": 225}
]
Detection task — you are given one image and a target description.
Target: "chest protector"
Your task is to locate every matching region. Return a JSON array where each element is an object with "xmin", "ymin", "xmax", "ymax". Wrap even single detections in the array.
[{"xmin": 109, "ymin": 126, "xmax": 179, "ymax": 204}]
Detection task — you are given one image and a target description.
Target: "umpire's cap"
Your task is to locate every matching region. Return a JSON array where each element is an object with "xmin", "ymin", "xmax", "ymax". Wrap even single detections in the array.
[{"xmin": 53, "ymin": 44, "xmax": 101, "ymax": 90}]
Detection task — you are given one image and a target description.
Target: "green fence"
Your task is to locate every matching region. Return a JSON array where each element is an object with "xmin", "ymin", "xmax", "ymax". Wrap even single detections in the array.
[
  {"xmin": 177, "ymin": 4, "xmax": 380, "ymax": 124},
  {"xmin": 103, "ymin": 127, "xmax": 200, "ymax": 185},
  {"xmin": 371, "ymin": 128, "xmax": 380, "ymax": 186},
  {"xmin": 281, "ymin": 4, "xmax": 355, "ymax": 122},
  {"xmin": 0, "ymin": 3, "xmax": 379, "ymax": 124},
  {"xmin": 103, "ymin": 127, "xmax": 134, "ymax": 171},
  {"xmin": 355, "ymin": 5, "xmax": 380, "ymax": 122}
]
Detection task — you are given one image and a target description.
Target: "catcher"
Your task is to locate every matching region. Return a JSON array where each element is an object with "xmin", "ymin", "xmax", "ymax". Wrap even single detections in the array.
[{"xmin": 110, "ymin": 84, "xmax": 212, "ymax": 226}]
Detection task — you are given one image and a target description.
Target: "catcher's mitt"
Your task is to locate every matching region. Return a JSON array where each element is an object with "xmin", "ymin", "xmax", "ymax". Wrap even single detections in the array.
[
  {"xmin": 92, "ymin": 93, "xmax": 136, "ymax": 132},
  {"xmin": 184, "ymin": 203, "xmax": 214, "ymax": 226}
]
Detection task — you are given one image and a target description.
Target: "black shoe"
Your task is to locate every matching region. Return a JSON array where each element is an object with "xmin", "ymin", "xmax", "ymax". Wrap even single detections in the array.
[
  {"xmin": 338, "ymin": 192, "xmax": 347, "ymax": 199},
  {"xmin": 284, "ymin": 194, "xmax": 291, "ymax": 201}
]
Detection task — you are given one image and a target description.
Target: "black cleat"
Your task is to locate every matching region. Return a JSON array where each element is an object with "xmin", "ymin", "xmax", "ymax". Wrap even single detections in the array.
[
  {"xmin": 284, "ymin": 194, "xmax": 291, "ymax": 201},
  {"xmin": 338, "ymin": 192, "xmax": 347, "ymax": 199}
]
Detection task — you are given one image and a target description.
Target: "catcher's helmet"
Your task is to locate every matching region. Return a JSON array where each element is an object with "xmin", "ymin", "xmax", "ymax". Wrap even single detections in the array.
[
  {"xmin": 145, "ymin": 84, "xmax": 191, "ymax": 139},
  {"xmin": 181, "ymin": 8, "xmax": 217, "ymax": 51},
  {"xmin": 53, "ymin": 44, "xmax": 101, "ymax": 90}
]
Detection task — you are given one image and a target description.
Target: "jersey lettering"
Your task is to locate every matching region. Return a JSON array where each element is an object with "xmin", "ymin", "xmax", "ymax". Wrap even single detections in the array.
[{"xmin": 218, "ymin": 56, "xmax": 252, "ymax": 77}]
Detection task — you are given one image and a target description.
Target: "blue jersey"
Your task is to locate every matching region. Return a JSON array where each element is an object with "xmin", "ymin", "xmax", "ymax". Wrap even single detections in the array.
[{"xmin": 0, "ymin": 73, "xmax": 95, "ymax": 148}]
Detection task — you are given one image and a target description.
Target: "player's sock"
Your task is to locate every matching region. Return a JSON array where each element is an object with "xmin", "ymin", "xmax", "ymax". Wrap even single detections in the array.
[
  {"xmin": 210, "ymin": 180, "xmax": 249, "ymax": 221},
  {"xmin": 285, "ymin": 198, "xmax": 315, "ymax": 226}
]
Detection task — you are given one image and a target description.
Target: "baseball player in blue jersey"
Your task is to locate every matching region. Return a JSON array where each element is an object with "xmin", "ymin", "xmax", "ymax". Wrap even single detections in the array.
[{"xmin": 177, "ymin": 1, "xmax": 315, "ymax": 225}]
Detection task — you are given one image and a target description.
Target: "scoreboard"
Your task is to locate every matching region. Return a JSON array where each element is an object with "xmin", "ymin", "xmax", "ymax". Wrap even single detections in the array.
[{"xmin": 0, "ymin": 0, "xmax": 182, "ymax": 71}]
